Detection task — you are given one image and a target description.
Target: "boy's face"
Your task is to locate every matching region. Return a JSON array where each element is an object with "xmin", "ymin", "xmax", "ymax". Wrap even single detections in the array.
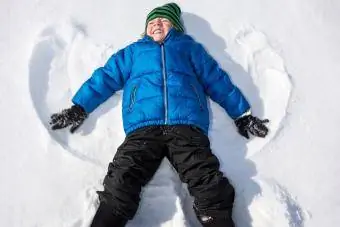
[{"xmin": 146, "ymin": 17, "xmax": 173, "ymax": 43}]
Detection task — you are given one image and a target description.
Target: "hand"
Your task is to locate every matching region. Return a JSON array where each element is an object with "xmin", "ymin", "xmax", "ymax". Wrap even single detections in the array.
[
  {"xmin": 235, "ymin": 115, "xmax": 269, "ymax": 139},
  {"xmin": 49, "ymin": 105, "xmax": 88, "ymax": 133}
]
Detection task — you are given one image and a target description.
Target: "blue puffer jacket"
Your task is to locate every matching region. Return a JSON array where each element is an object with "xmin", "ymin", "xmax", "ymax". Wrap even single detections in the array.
[{"xmin": 72, "ymin": 28, "xmax": 250, "ymax": 135}]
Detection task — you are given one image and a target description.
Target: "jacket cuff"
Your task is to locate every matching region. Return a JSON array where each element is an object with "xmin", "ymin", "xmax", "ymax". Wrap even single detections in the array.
[{"xmin": 236, "ymin": 109, "xmax": 251, "ymax": 119}]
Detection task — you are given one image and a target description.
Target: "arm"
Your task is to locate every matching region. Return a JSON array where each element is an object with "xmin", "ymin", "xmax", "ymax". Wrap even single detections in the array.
[
  {"xmin": 190, "ymin": 43, "xmax": 269, "ymax": 138},
  {"xmin": 49, "ymin": 45, "xmax": 133, "ymax": 133},
  {"xmin": 190, "ymin": 43, "xmax": 250, "ymax": 119},
  {"xmin": 72, "ymin": 45, "xmax": 133, "ymax": 113}
]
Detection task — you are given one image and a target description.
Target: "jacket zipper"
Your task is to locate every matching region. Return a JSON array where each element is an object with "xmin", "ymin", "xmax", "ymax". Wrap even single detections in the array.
[
  {"xmin": 161, "ymin": 43, "xmax": 168, "ymax": 124},
  {"xmin": 190, "ymin": 84, "xmax": 204, "ymax": 110},
  {"xmin": 129, "ymin": 85, "xmax": 137, "ymax": 111}
]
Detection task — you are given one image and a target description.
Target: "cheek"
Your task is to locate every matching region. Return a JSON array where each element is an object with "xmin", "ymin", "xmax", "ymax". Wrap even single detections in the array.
[
  {"xmin": 166, "ymin": 24, "xmax": 173, "ymax": 31},
  {"xmin": 146, "ymin": 26, "xmax": 152, "ymax": 36},
  {"xmin": 162, "ymin": 24, "xmax": 170, "ymax": 32}
]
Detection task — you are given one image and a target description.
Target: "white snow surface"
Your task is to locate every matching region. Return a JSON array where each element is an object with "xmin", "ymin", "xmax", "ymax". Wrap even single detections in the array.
[{"xmin": 1, "ymin": 0, "xmax": 340, "ymax": 226}]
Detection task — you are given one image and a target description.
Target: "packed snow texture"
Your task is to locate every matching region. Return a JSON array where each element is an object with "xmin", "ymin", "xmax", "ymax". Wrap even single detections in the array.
[{"xmin": 1, "ymin": 0, "xmax": 340, "ymax": 227}]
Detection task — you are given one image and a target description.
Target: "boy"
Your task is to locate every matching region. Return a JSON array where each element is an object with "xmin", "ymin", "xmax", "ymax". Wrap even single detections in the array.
[{"xmin": 50, "ymin": 3, "xmax": 269, "ymax": 227}]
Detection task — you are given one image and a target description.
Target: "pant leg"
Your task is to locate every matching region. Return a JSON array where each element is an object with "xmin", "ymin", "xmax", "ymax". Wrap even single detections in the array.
[
  {"xmin": 97, "ymin": 126, "xmax": 165, "ymax": 220},
  {"xmin": 91, "ymin": 202, "xmax": 128, "ymax": 227},
  {"xmin": 166, "ymin": 125, "xmax": 235, "ymax": 226}
]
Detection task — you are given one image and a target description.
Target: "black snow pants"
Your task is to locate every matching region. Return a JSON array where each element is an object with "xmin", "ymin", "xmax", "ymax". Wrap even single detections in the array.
[{"xmin": 97, "ymin": 125, "xmax": 235, "ymax": 227}]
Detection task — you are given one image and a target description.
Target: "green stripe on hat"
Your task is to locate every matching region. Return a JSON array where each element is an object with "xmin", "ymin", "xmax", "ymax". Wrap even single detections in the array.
[
  {"xmin": 145, "ymin": 3, "xmax": 184, "ymax": 33},
  {"xmin": 167, "ymin": 3, "xmax": 181, "ymax": 15}
]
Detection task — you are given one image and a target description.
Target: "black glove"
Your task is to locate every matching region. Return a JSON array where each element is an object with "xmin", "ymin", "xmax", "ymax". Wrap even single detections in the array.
[
  {"xmin": 235, "ymin": 115, "xmax": 269, "ymax": 139},
  {"xmin": 49, "ymin": 105, "xmax": 88, "ymax": 133}
]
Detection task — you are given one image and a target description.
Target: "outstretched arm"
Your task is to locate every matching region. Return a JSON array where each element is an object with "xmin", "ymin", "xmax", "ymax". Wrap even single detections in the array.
[
  {"xmin": 49, "ymin": 45, "xmax": 133, "ymax": 133},
  {"xmin": 190, "ymin": 43, "xmax": 269, "ymax": 138},
  {"xmin": 72, "ymin": 45, "xmax": 133, "ymax": 113},
  {"xmin": 190, "ymin": 42, "xmax": 250, "ymax": 119}
]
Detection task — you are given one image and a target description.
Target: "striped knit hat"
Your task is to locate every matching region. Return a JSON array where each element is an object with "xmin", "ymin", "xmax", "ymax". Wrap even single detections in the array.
[{"xmin": 145, "ymin": 3, "xmax": 185, "ymax": 33}]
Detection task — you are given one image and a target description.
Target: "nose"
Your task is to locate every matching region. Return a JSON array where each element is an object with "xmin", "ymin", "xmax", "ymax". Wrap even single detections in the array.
[{"xmin": 154, "ymin": 18, "xmax": 162, "ymax": 26}]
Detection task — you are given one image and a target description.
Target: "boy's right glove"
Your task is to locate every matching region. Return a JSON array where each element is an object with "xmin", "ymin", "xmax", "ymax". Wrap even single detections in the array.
[
  {"xmin": 49, "ymin": 105, "xmax": 88, "ymax": 133},
  {"xmin": 235, "ymin": 115, "xmax": 269, "ymax": 139}
]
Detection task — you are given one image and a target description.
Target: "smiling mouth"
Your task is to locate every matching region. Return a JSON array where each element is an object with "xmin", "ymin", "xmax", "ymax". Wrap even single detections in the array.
[{"xmin": 153, "ymin": 29, "xmax": 163, "ymax": 34}]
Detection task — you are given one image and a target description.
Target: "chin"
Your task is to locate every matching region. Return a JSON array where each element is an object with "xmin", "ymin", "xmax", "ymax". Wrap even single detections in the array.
[{"xmin": 154, "ymin": 36, "xmax": 164, "ymax": 42}]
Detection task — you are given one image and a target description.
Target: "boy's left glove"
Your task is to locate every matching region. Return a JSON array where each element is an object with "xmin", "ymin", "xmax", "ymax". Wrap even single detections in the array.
[{"xmin": 235, "ymin": 115, "xmax": 269, "ymax": 139}]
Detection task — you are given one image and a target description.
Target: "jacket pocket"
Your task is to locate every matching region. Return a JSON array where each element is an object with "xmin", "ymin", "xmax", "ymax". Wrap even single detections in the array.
[
  {"xmin": 190, "ymin": 84, "xmax": 203, "ymax": 110},
  {"xmin": 129, "ymin": 85, "xmax": 138, "ymax": 112}
]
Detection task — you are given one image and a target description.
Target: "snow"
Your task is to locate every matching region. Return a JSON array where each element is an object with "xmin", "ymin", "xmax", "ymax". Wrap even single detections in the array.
[{"xmin": 1, "ymin": 0, "xmax": 340, "ymax": 226}]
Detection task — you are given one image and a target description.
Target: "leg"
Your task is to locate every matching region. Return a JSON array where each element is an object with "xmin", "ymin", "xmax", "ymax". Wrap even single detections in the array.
[
  {"xmin": 92, "ymin": 126, "xmax": 165, "ymax": 227},
  {"xmin": 90, "ymin": 202, "xmax": 128, "ymax": 227},
  {"xmin": 166, "ymin": 125, "xmax": 235, "ymax": 227}
]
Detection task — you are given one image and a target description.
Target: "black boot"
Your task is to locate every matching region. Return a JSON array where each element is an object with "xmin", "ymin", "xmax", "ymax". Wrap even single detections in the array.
[
  {"xmin": 196, "ymin": 215, "xmax": 235, "ymax": 227},
  {"xmin": 194, "ymin": 207, "xmax": 235, "ymax": 227},
  {"xmin": 90, "ymin": 202, "xmax": 128, "ymax": 227}
]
